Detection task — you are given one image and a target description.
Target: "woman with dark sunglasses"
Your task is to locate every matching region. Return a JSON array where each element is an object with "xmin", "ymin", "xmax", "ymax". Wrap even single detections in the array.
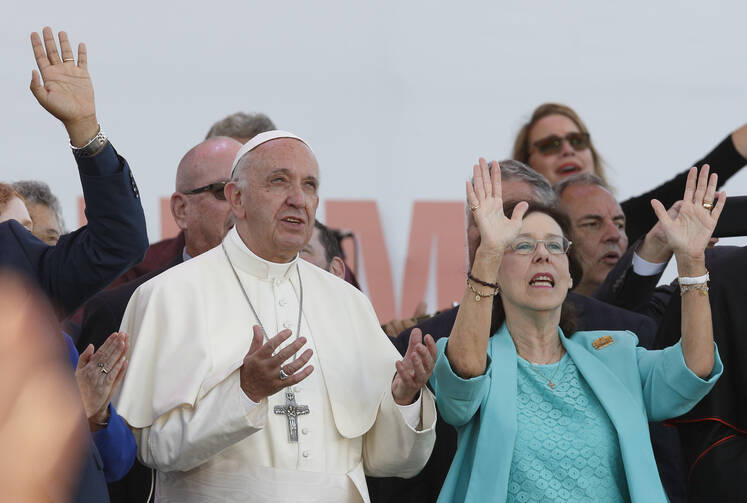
[
  {"xmin": 511, "ymin": 103, "xmax": 747, "ymax": 243},
  {"xmin": 431, "ymin": 161, "xmax": 724, "ymax": 502}
]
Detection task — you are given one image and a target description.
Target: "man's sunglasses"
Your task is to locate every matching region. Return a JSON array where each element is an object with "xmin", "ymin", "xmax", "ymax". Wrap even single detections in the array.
[
  {"xmin": 531, "ymin": 132, "xmax": 591, "ymax": 156},
  {"xmin": 183, "ymin": 181, "xmax": 228, "ymax": 201}
]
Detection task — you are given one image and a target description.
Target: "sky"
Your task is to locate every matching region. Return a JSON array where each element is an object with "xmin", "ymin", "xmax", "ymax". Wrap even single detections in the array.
[{"xmin": 3, "ymin": 0, "xmax": 745, "ymax": 310}]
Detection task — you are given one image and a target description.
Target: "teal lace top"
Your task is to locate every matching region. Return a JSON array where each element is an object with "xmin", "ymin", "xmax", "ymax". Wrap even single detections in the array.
[{"xmin": 508, "ymin": 354, "xmax": 631, "ymax": 502}]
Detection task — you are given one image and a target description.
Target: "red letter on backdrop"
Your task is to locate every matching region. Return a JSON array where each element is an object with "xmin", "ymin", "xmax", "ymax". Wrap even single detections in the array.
[
  {"xmin": 400, "ymin": 201, "xmax": 465, "ymax": 317},
  {"xmin": 326, "ymin": 200, "xmax": 397, "ymax": 322},
  {"xmin": 326, "ymin": 200, "xmax": 465, "ymax": 323}
]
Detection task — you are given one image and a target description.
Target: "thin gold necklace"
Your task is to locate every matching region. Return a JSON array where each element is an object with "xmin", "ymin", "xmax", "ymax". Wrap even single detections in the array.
[{"xmin": 523, "ymin": 347, "xmax": 565, "ymax": 390}]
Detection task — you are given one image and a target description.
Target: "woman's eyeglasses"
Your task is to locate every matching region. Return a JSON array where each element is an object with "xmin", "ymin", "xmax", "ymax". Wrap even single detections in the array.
[
  {"xmin": 531, "ymin": 132, "xmax": 590, "ymax": 156},
  {"xmin": 508, "ymin": 237, "xmax": 572, "ymax": 255},
  {"xmin": 183, "ymin": 181, "xmax": 228, "ymax": 201}
]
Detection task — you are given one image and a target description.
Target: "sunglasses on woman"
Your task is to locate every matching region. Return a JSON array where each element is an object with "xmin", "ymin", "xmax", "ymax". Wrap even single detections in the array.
[
  {"xmin": 183, "ymin": 181, "xmax": 228, "ymax": 201},
  {"xmin": 531, "ymin": 132, "xmax": 591, "ymax": 156}
]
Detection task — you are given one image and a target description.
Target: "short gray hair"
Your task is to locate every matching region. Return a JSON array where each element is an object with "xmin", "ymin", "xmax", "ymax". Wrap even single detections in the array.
[
  {"xmin": 11, "ymin": 180, "xmax": 65, "ymax": 231},
  {"xmin": 553, "ymin": 172, "xmax": 608, "ymax": 199},
  {"xmin": 492, "ymin": 159, "xmax": 557, "ymax": 206},
  {"xmin": 205, "ymin": 112, "xmax": 276, "ymax": 141}
]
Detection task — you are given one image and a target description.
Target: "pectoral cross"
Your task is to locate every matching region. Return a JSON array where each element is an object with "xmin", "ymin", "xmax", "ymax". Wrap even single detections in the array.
[{"xmin": 273, "ymin": 391, "xmax": 310, "ymax": 442}]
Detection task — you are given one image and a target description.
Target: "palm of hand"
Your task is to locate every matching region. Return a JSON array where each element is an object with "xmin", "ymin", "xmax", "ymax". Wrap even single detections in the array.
[
  {"xmin": 476, "ymin": 204, "xmax": 523, "ymax": 252},
  {"xmin": 661, "ymin": 204, "xmax": 715, "ymax": 257},
  {"xmin": 467, "ymin": 158, "xmax": 527, "ymax": 254},
  {"xmin": 652, "ymin": 166, "xmax": 723, "ymax": 259},
  {"xmin": 38, "ymin": 67, "xmax": 95, "ymax": 123}
]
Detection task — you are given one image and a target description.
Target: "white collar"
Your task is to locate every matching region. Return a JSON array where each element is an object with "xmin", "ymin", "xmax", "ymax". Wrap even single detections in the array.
[{"xmin": 227, "ymin": 227, "xmax": 298, "ymax": 281}]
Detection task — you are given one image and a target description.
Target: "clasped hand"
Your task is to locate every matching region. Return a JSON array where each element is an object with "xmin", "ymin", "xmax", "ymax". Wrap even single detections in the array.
[
  {"xmin": 240, "ymin": 326, "xmax": 314, "ymax": 403},
  {"xmin": 76, "ymin": 331, "xmax": 129, "ymax": 430}
]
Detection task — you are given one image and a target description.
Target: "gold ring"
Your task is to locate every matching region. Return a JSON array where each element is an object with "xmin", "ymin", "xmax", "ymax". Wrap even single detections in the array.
[
  {"xmin": 62, "ymin": 58, "xmax": 75, "ymax": 62},
  {"xmin": 702, "ymin": 201, "xmax": 714, "ymax": 210},
  {"xmin": 470, "ymin": 204, "xmax": 480, "ymax": 212}
]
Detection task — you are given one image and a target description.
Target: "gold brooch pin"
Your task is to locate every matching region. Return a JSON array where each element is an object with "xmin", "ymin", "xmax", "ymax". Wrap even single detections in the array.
[{"xmin": 592, "ymin": 335, "xmax": 614, "ymax": 350}]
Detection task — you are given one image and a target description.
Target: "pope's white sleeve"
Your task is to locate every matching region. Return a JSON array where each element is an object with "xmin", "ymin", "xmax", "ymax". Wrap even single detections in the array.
[
  {"xmin": 134, "ymin": 371, "xmax": 266, "ymax": 472},
  {"xmin": 362, "ymin": 387, "xmax": 436, "ymax": 478}
]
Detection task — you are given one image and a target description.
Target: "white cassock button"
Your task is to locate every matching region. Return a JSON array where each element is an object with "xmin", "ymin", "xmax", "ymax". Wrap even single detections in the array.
[
  {"xmin": 302, "ymin": 428, "xmax": 309, "ymax": 435},
  {"xmin": 279, "ymin": 298, "xmax": 287, "ymax": 307},
  {"xmin": 282, "ymin": 322, "xmax": 291, "ymax": 329},
  {"xmin": 302, "ymin": 450, "xmax": 310, "ymax": 458}
]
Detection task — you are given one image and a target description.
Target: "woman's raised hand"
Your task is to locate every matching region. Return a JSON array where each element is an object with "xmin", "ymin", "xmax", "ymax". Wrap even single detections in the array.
[
  {"xmin": 466, "ymin": 158, "xmax": 528, "ymax": 257},
  {"xmin": 651, "ymin": 164, "xmax": 725, "ymax": 267}
]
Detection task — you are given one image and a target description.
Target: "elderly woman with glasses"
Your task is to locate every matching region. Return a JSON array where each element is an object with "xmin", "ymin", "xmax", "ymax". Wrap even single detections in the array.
[
  {"xmin": 431, "ymin": 159, "xmax": 724, "ymax": 502},
  {"xmin": 511, "ymin": 103, "xmax": 747, "ymax": 243}
]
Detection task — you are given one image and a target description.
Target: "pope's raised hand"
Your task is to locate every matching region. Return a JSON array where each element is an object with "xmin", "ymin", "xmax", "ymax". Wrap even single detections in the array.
[
  {"xmin": 650, "ymin": 164, "xmax": 725, "ymax": 269},
  {"xmin": 29, "ymin": 27, "xmax": 98, "ymax": 146},
  {"xmin": 467, "ymin": 158, "xmax": 528, "ymax": 257},
  {"xmin": 391, "ymin": 328, "xmax": 437, "ymax": 406},
  {"xmin": 240, "ymin": 326, "xmax": 314, "ymax": 403}
]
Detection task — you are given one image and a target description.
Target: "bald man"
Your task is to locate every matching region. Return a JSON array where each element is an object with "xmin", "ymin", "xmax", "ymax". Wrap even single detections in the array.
[
  {"xmin": 76, "ymin": 136, "xmax": 242, "ymax": 503},
  {"xmin": 105, "ymin": 136, "xmax": 245, "ymax": 288},
  {"xmin": 171, "ymin": 136, "xmax": 242, "ymax": 259}
]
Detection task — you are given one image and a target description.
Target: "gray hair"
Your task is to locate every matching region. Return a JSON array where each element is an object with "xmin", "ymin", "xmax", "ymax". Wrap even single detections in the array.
[
  {"xmin": 553, "ymin": 172, "xmax": 608, "ymax": 199},
  {"xmin": 205, "ymin": 112, "xmax": 276, "ymax": 141},
  {"xmin": 490, "ymin": 159, "xmax": 557, "ymax": 206},
  {"xmin": 11, "ymin": 180, "xmax": 65, "ymax": 232}
]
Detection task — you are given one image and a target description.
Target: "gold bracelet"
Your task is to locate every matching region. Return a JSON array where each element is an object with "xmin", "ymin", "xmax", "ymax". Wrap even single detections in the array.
[
  {"xmin": 680, "ymin": 282, "xmax": 709, "ymax": 296},
  {"xmin": 466, "ymin": 278, "xmax": 498, "ymax": 302}
]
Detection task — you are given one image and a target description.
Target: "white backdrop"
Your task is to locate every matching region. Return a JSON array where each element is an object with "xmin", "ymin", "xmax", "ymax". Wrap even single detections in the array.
[{"xmin": 2, "ymin": 0, "xmax": 746, "ymax": 314}]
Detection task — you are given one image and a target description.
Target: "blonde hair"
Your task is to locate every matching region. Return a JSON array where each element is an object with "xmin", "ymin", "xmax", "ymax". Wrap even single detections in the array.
[{"xmin": 512, "ymin": 103, "xmax": 609, "ymax": 187}]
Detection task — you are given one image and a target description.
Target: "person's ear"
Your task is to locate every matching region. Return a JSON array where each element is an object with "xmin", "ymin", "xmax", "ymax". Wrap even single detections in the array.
[
  {"xmin": 170, "ymin": 193, "xmax": 188, "ymax": 231},
  {"xmin": 224, "ymin": 181, "xmax": 246, "ymax": 219},
  {"xmin": 328, "ymin": 256, "xmax": 346, "ymax": 280}
]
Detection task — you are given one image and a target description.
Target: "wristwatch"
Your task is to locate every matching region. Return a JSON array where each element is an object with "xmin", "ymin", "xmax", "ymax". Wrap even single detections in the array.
[{"xmin": 70, "ymin": 125, "xmax": 108, "ymax": 158}]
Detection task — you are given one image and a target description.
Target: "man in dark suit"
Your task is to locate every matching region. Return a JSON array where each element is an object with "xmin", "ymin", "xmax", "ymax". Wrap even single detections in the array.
[
  {"xmin": 593, "ymin": 216, "xmax": 747, "ymax": 502},
  {"xmin": 653, "ymin": 246, "xmax": 747, "ymax": 502},
  {"xmin": 1, "ymin": 29, "xmax": 148, "ymax": 319},
  {"xmin": 1, "ymin": 26, "xmax": 150, "ymax": 503},
  {"xmin": 77, "ymin": 135, "xmax": 242, "ymax": 503}
]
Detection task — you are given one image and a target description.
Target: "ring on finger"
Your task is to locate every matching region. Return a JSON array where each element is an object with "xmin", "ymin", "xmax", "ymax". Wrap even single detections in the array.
[
  {"xmin": 279, "ymin": 368, "xmax": 289, "ymax": 380},
  {"xmin": 470, "ymin": 203, "xmax": 480, "ymax": 212},
  {"xmin": 97, "ymin": 362, "xmax": 109, "ymax": 375},
  {"xmin": 702, "ymin": 201, "xmax": 714, "ymax": 210},
  {"xmin": 62, "ymin": 58, "xmax": 75, "ymax": 62}
]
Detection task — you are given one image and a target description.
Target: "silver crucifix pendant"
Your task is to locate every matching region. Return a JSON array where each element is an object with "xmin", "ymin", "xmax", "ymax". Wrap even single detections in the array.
[{"xmin": 273, "ymin": 391, "xmax": 310, "ymax": 442}]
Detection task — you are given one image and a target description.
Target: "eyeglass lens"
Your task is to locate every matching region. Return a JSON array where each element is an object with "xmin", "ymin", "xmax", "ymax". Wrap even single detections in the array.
[
  {"xmin": 210, "ymin": 184, "xmax": 227, "ymax": 200},
  {"xmin": 510, "ymin": 237, "xmax": 569, "ymax": 254}
]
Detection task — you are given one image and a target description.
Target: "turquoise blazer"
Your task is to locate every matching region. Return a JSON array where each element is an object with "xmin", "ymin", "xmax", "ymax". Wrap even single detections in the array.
[{"xmin": 430, "ymin": 325, "xmax": 722, "ymax": 503}]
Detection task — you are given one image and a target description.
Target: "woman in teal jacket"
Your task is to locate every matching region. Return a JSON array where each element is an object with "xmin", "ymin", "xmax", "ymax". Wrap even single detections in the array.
[{"xmin": 431, "ymin": 160, "xmax": 724, "ymax": 502}]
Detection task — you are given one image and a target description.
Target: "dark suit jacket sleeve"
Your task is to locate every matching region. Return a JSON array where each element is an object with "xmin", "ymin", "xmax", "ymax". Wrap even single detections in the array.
[
  {"xmin": 621, "ymin": 135, "xmax": 747, "ymax": 243},
  {"xmin": 78, "ymin": 290, "xmax": 122, "ymax": 352},
  {"xmin": 594, "ymin": 239, "xmax": 669, "ymax": 322},
  {"xmin": 17, "ymin": 142, "xmax": 148, "ymax": 315}
]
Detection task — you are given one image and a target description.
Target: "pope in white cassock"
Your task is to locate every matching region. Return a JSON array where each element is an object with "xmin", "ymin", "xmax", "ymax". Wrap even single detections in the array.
[{"xmin": 114, "ymin": 131, "xmax": 438, "ymax": 502}]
